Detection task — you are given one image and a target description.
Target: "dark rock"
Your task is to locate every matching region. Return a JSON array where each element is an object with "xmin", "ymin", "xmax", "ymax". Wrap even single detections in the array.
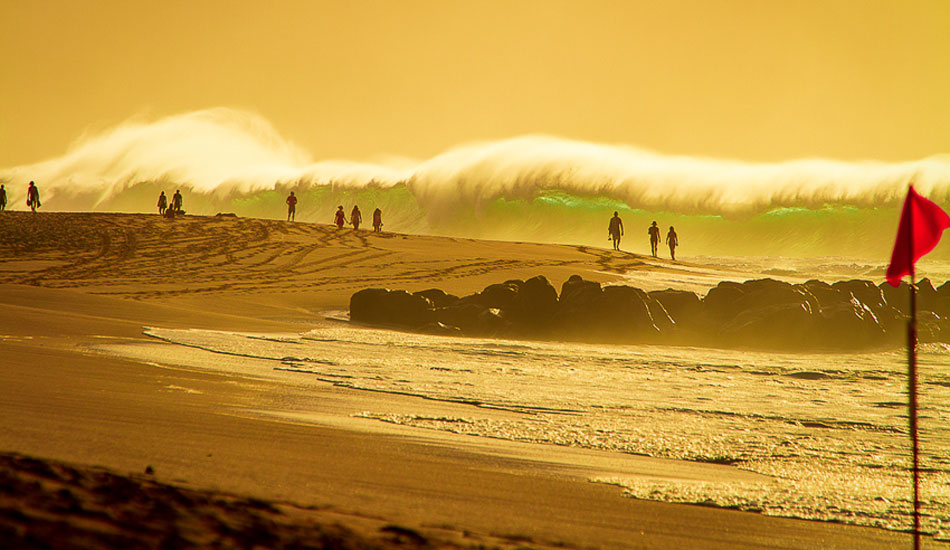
[
  {"xmin": 702, "ymin": 281, "xmax": 747, "ymax": 321},
  {"xmin": 432, "ymin": 304, "xmax": 508, "ymax": 336},
  {"xmin": 719, "ymin": 302, "xmax": 814, "ymax": 349},
  {"xmin": 552, "ymin": 278, "xmax": 659, "ymax": 342},
  {"xmin": 506, "ymin": 275, "xmax": 559, "ymax": 335},
  {"xmin": 349, "ymin": 288, "xmax": 432, "ymax": 328},
  {"xmin": 478, "ymin": 282, "xmax": 522, "ymax": 310},
  {"xmin": 413, "ymin": 288, "xmax": 460, "ymax": 308},
  {"xmin": 880, "ymin": 280, "xmax": 910, "ymax": 316},
  {"xmin": 649, "ymin": 289, "xmax": 702, "ymax": 331},
  {"xmin": 813, "ymin": 295, "xmax": 889, "ymax": 349},
  {"xmin": 601, "ymin": 285, "xmax": 663, "ymax": 338}
]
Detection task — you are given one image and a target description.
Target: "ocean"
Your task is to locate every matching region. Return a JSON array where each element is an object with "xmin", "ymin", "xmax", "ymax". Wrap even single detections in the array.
[
  {"xmin": 101, "ymin": 319, "xmax": 950, "ymax": 541},
  {"xmin": 2, "ymin": 108, "xmax": 950, "ymax": 261}
]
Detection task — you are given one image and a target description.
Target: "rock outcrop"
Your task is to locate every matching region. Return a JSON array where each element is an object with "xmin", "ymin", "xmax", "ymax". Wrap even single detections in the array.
[{"xmin": 348, "ymin": 275, "xmax": 950, "ymax": 351}]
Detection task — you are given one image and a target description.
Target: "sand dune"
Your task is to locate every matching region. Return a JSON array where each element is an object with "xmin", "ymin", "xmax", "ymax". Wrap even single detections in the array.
[{"xmin": 0, "ymin": 212, "xmax": 925, "ymax": 549}]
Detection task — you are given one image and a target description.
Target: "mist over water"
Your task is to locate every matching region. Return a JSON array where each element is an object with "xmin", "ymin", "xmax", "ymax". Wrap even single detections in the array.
[{"xmin": 2, "ymin": 107, "xmax": 949, "ymax": 259}]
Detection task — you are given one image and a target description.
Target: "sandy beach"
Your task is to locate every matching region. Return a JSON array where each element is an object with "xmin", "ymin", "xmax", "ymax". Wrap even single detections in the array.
[{"xmin": 0, "ymin": 212, "xmax": 932, "ymax": 549}]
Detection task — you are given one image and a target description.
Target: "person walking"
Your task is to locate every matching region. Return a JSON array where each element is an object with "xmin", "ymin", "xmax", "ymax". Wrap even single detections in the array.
[
  {"xmin": 157, "ymin": 191, "xmax": 167, "ymax": 215},
  {"xmin": 608, "ymin": 211, "xmax": 624, "ymax": 251},
  {"xmin": 648, "ymin": 221, "xmax": 660, "ymax": 257},
  {"xmin": 666, "ymin": 226, "xmax": 679, "ymax": 261},
  {"xmin": 286, "ymin": 191, "xmax": 298, "ymax": 222},
  {"xmin": 26, "ymin": 181, "xmax": 41, "ymax": 212},
  {"xmin": 350, "ymin": 205, "xmax": 362, "ymax": 230},
  {"xmin": 0, "ymin": 184, "xmax": 6, "ymax": 211},
  {"xmin": 372, "ymin": 208, "xmax": 383, "ymax": 233},
  {"xmin": 171, "ymin": 189, "xmax": 183, "ymax": 214},
  {"xmin": 334, "ymin": 206, "xmax": 346, "ymax": 228}
]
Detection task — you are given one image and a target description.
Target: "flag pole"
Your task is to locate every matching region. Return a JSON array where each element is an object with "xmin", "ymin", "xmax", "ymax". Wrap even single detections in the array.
[{"xmin": 907, "ymin": 186, "xmax": 922, "ymax": 550}]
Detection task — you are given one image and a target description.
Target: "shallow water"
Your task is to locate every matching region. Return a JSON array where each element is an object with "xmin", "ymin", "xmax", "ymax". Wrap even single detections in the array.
[{"xmin": 143, "ymin": 323, "xmax": 950, "ymax": 539}]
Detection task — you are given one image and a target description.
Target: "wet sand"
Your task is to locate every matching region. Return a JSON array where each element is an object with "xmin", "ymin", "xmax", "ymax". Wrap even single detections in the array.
[{"xmin": 0, "ymin": 212, "xmax": 926, "ymax": 548}]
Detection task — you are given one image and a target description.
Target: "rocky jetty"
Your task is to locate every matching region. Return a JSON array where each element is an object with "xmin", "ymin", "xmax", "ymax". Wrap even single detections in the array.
[{"xmin": 349, "ymin": 275, "xmax": 950, "ymax": 350}]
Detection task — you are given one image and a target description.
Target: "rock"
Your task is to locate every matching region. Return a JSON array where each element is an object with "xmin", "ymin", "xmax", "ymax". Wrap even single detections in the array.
[
  {"xmin": 601, "ymin": 285, "xmax": 663, "ymax": 338},
  {"xmin": 813, "ymin": 295, "xmax": 889, "ymax": 349},
  {"xmin": 478, "ymin": 281, "xmax": 522, "ymax": 310},
  {"xmin": 649, "ymin": 289, "xmax": 702, "ymax": 330},
  {"xmin": 702, "ymin": 281, "xmax": 747, "ymax": 321},
  {"xmin": 552, "ymin": 277, "xmax": 660, "ymax": 342},
  {"xmin": 505, "ymin": 275, "xmax": 560, "ymax": 336},
  {"xmin": 349, "ymin": 288, "xmax": 432, "ymax": 328},
  {"xmin": 830, "ymin": 279, "xmax": 903, "ymax": 334},
  {"xmin": 719, "ymin": 302, "xmax": 814, "ymax": 349},
  {"xmin": 879, "ymin": 281, "xmax": 910, "ymax": 316},
  {"xmin": 413, "ymin": 288, "xmax": 460, "ymax": 308},
  {"xmin": 432, "ymin": 303, "xmax": 508, "ymax": 336}
]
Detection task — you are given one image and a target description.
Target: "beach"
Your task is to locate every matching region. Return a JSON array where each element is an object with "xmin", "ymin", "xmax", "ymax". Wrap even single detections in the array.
[{"xmin": 0, "ymin": 211, "xmax": 937, "ymax": 549}]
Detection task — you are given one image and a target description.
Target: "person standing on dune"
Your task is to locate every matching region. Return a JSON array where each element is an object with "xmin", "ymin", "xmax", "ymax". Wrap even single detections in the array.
[
  {"xmin": 350, "ymin": 205, "xmax": 362, "ymax": 230},
  {"xmin": 157, "ymin": 191, "xmax": 167, "ymax": 215},
  {"xmin": 372, "ymin": 208, "xmax": 383, "ymax": 233},
  {"xmin": 286, "ymin": 191, "xmax": 297, "ymax": 222},
  {"xmin": 334, "ymin": 205, "xmax": 346, "ymax": 228},
  {"xmin": 26, "ymin": 181, "xmax": 41, "ymax": 212},
  {"xmin": 0, "ymin": 184, "xmax": 6, "ymax": 211},
  {"xmin": 666, "ymin": 226, "xmax": 679, "ymax": 261},
  {"xmin": 648, "ymin": 221, "xmax": 660, "ymax": 257},
  {"xmin": 608, "ymin": 211, "xmax": 624, "ymax": 250},
  {"xmin": 172, "ymin": 189, "xmax": 183, "ymax": 214}
]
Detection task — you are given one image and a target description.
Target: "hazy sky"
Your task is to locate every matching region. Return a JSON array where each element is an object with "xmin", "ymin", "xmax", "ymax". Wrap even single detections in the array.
[{"xmin": 1, "ymin": 0, "xmax": 948, "ymax": 167}]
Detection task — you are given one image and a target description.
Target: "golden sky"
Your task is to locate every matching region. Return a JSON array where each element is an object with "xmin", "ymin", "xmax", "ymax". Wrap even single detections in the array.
[{"xmin": 1, "ymin": 0, "xmax": 948, "ymax": 167}]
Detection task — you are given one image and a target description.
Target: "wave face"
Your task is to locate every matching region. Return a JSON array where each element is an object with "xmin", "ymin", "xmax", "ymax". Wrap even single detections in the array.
[{"xmin": 2, "ymin": 107, "xmax": 949, "ymax": 258}]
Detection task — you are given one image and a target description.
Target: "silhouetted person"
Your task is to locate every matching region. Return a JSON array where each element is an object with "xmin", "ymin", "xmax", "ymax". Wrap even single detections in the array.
[
  {"xmin": 171, "ymin": 189, "xmax": 183, "ymax": 213},
  {"xmin": 350, "ymin": 205, "xmax": 362, "ymax": 230},
  {"xmin": 286, "ymin": 191, "xmax": 297, "ymax": 221},
  {"xmin": 0, "ymin": 185, "xmax": 6, "ymax": 211},
  {"xmin": 157, "ymin": 191, "xmax": 167, "ymax": 215},
  {"xmin": 372, "ymin": 208, "xmax": 382, "ymax": 232},
  {"xmin": 648, "ymin": 221, "xmax": 660, "ymax": 257},
  {"xmin": 27, "ymin": 181, "xmax": 41, "ymax": 212},
  {"xmin": 608, "ymin": 211, "xmax": 624, "ymax": 250},
  {"xmin": 666, "ymin": 226, "xmax": 678, "ymax": 261},
  {"xmin": 164, "ymin": 206, "xmax": 176, "ymax": 219},
  {"xmin": 334, "ymin": 205, "xmax": 346, "ymax": 228}
]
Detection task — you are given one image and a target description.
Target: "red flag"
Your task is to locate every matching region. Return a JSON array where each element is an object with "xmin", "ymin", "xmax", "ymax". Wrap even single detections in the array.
[{"xmin": 886, "ymin": 186, "xmax": 950, "ymax": 287}]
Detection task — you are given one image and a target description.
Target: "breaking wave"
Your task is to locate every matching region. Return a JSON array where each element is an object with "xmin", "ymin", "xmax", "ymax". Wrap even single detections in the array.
[{"xmin": 2, "ymin": 107, "xmax": 949, "ymax": 258}]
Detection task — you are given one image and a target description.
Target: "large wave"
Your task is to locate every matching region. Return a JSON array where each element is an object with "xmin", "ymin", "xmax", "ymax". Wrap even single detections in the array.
[{"xmin": 2, "ymin": 107, "xmax": 948, "ymax": 258}]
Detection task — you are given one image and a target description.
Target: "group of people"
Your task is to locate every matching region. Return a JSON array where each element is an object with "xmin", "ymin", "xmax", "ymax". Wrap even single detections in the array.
[
  {"xmin": 156, "ymin": 190, "xmax": 184, "ymax": 218},
  {"xmin": 16, "ymin": 184, "xmax": 671, "ymax": 259},
  {"xmin": 333, "ymin": 204, "xmax": 383, "ymax": 232},
  {"xmin": 608, "ymin": 212, "xmax": 679, "ymax": 260},
  {"xmin": 0, "ymin": 181, "xmax": 41, "ymax": 212}
]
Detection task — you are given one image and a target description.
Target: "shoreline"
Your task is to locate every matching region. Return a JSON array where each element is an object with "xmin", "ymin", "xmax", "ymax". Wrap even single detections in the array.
[{"xmin": 0, "ymin": 212, "xmax": 936, "ymax": 549}]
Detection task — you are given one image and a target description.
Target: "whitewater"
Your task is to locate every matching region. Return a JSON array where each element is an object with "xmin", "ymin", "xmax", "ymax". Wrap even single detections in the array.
[
  {"xmin": 95, "ymin": 322, "xmax": 949, "ymax": 541},
  {"xmin": 2, "ymin": 107, "xmax": 950, "ymax": 259}
]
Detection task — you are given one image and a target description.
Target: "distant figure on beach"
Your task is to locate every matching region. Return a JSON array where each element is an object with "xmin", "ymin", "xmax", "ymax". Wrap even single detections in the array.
[
  {"xmin": 372, "ymin": 208, "xmax": 382, "ymax": 232},
  {"xmin": 157, "ymin": 191, "xmax": 167, "ymax": 215},
  {"xmin": 0, "ymin": 185, "xmax": 6, "ymax": 211},
  {"xmin": 286, "ymin": 191, "xmax": 297, "ymax": 222},
  {"xmin": 27, "ymin": 181, "xmax": 41, "ymax": 212},
  {"xmin": 350, "ymin": 205, "xmax": 362, "ymax": 230},
  {"xmin": 164, "ymin": 206, "xmax": 176, "ymax": 219},
  {"xmin": 334, "ymin": 206, "xmax": 346, "ymax": 228},
  {"xmin": 666, "ymin": 226, "xmax": 678, "ymax": 261},
  {"xmin": 648, "ymin": 221, "xmax": 660, "ymax": 257},
  {"xmin": 607, "ymin": 211, "xmax": 624, "ymax": 250},
  {"xmin": 171, "ymin": 190, "xmax": 183, "ymax": 214}
]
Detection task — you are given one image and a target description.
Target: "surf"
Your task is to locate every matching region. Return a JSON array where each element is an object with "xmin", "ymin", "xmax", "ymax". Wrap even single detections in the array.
[{"xmin": 2, "ymin": 107, "xmax": 948, "ymax": 259}]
